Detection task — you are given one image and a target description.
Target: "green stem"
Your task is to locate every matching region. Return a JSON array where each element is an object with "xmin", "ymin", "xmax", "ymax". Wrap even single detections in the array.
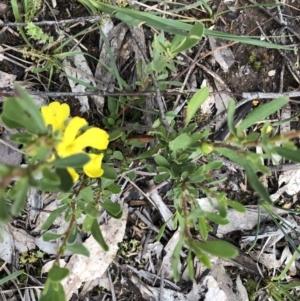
[{"xmin": 272, "ymin": 245, "xmax": 300, "ymax": 281}]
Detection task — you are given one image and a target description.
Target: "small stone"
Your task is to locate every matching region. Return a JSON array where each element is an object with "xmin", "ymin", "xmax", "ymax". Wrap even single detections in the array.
[
  {"xmin": 268, "ymin": 69, "xmax": 276, "ymax": 77},
  {"xmin": 0, "ymin": 2, "xmax": 8, "ymax": 15}
]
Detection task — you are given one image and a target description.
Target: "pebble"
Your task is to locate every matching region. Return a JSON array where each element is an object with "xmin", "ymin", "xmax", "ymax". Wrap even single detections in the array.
[{"xmin": 0, "ymin": 2, "xmax": 8, "ymax": 15}]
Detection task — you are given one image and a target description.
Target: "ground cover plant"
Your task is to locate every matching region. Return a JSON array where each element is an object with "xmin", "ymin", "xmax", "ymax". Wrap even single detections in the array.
[{"xmin": 1, "ymin": 0, "xmax": 300, "ymax": 300}]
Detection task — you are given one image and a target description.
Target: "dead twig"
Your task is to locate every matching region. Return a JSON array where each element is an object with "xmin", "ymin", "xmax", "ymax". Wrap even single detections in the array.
[
  {"xmin": 0, "ymin": 15, "xmax": 107, "ymax": 28},
  {"xmin": 242, "ymin": 91, "xmax": 300, "ymax": 101}
]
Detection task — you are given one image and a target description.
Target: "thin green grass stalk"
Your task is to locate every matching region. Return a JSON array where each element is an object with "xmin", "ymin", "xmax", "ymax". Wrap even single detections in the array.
[
  {"xmin": 10, "ymin": 0, "xmax": 32, "ymax": 47},
  {"xmin": 98, "ymin": 25, "xmax": 124, "ymax": 91},
  {"xmin": 248, "ymin": 204, "xmax": 261, "ymax": 252},
  {"xmin": 262, "ymin": 203, "xmax": 299, "ymax": 253},
  {"xmin": 81, "ymin": 1, "xmax": 293, "ymax": 50},
  {"xmin": 0, "ymin": 270, "xmax": 24, "ymax": 285}
]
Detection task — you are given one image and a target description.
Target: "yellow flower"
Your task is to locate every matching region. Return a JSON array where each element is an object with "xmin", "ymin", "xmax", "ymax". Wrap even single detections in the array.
[
  {"xmin": 55, "ymin": 117, "xmax": 109, "ymax": 181},
  {"xmin": 67, "ymin": 167, "xmax": 80, "ymax": 183},
  {"xmin": 83, "ymin": 153, "xmax": 105, "ymax": 178},
  {"xmin": 41, "ymin": 102, "xmax": 109, "ymax": 182},
  {"xmin": 41, "ymin": 101, "xmax": 70, "ymax": 132},
  {"xmin": 56, "ymin": 117, "xmax": 109, "ymax": 157}
]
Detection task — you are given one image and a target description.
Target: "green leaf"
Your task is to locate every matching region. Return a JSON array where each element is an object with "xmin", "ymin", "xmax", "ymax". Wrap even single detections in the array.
[
  {"xmin": 274, "ymin": 147, "xmax": 300, "ymax": 163},
  {"xmin": 192, "ymin": 246, "xmax": 211, "ymax": 267},
  {"xmin": 135, "ymin": 146, "xmax": 160, "ymax": 159},
  {"xmin": 11, "ymin": 179, "xmax": 30, "ymax": 216},
  {"xmin": 239, "ymin": 97, "xmax": 288, "ymax": 131},
  {"xmin": 48, "ymin": 266, "xmax": 69, "ymax": 282},
  {"xmin": 9, "ymin": 132, "xmax": 35, "ymax": 143},
  {"xmin": 153, "ymin": 33, "xmax": 168, "ymax": 53},
  {"xmin": 91, "ymin": 219, "xmax": 109, "ymax": 251},
  {"xmin": 107, "ymin": 97, "xmax": 118, "ymax": 114},
  {"xmin": 171, "ymin": 23, "xmax": 204, "ymax": 56},
  {"xmin": 154, "ymin": 173, "xmax": 170, "ymax": 183},
  {"xmin": 85, "ymin": 203, "xmax": 99, "ymax": 218},
  {"xmin": 0, "ymin": 163, "xmax": 12, "ymax": 176},
  {"xmin": 195, "ymin": 240, "xmax": 238, "ymax": 258},
  {"xmin": 184, "ymin": 87, "xmax": 209, "ymax": 127},
  {"xmin": 172, "ymin": 238, "xmax": 184, "ymax": 282},
  {"xmin": 101, "ymin": 177, "xmax": 115, "ymax": 189},
  {"xmin": 216, "ymin": 147, "xmax": 272, "ymax": 205},
  {"xmin": 154, "ymin": 155, "xmax": 170, "ymax": 168},
  {"xmin": 157, "ymin": 221, "xmax": 167, "ymax": 241},
  {"xmin": 242, "ymin": 160, "xmax": 273, "ymax": 204},
  {"xmin": 0, "ymin": 114, "xmax": 24, "ymax": 129},
  {"xmin": 169, "ymin": 133, "xmax": 193, "ymax": 151},
  {"xmin": 82, "ymin": 215, "xmax": 94, "ymax": 232},
  {"xmin": 0, "ymin": 270, "xmax": 23, "ymax": 285},
  {"xmin": 227, "ymin": 200, "xmax": 246, "ymax": 213},
  {"xmin": 109, "ymin": 130, "xmax": 122, "ymax": 141},
  {"xmin": 66, "ymin": 243, "xmax": 90, "ymax": 257},
  {"xmin": 40, "ymin": 281, "xmax": 66, "ymax": 301},
  {"xmin": 41, "ymin": 168, "xmax": 61, "ymax": 185},
  {"xmin": 187, "ymin": 168, "xmax": 205, "ymax": 183},
  {"xmin": 199, "ymin": 217, "xmax": 208, "ymax": 240},
  {"xmin": 205, "ymin": 212, "xmax": 229, "ymax": 225},
  {"xmin": 227, "ymin": 99, "xmax": 237, "ymax": 137},
  {"xmin": 0, "ymin": 195, "xmax": 10, "ymax": 222},
  {"xmin": 78, "ymin": 186, "xmax": 94, "ymax": 203},
  {"xmin": 1, "ymin": 85, "xmax": 47, "ymax": 134},
  {"xmin": 56, "ymin": 168, "xmax": 74, "ymax": 192},
  {"xmin": 67, "ymin": 223, "xmax": 78, "ymax": 244},
  {"xmin": 102, "ymin": 164, "xmax": 118, "ymax": 180},
  {"xmin": 113, "ymin": 150, "xmax": 124, "ymax": 161},
  {"xmin": 42, "ymin": 232, "xmax": 63, "ymax": 241},
  {"xmin": 186, "ymin": 251, "xmax": 194, "ymax": 279},
  {"xmin": 51, "ymin": 153, "xmax": 90, "ymax": 168},
  {"xmin": 41, "ymin": 204, "xmax": 68, "ymax": 231},
  {"xmin": 205, "ymin": 161, "xmax": 223, "ymax": 171},
  {"xmin": 107, "ymin": 183, "xmax": 122, "ymax": 194},
  {"xmin": 101, "ymin": 199, "xmax": 122, "ymax": 219}
]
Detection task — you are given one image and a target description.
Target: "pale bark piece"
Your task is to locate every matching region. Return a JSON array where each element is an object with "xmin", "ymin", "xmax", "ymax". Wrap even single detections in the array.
[
  {"xmin": 41, "ymin": 259, "xmax": 66, "ymax": 274},
  {"xmin": 249, "ymin": 250, "xmax": 281, "ymax": 270},
  {"xmin": 203, "ymin": 276, "xmax": 227, "ymax": 301},
  {"xmin": 34, "ymin": 200, "xmax": 70, "ymax": 233},
  {"xmin": 94, "ymin": 22, "xmax": 128, "ymax": 111},
  {"xmin": 200, "ymin": 79, "xmax": 216, "ymax": 115},
  {"xmin": 62, "ymin": 204, "xmax": 128, "ymax": 300},
  {"xmin": 217, "ymin": 206, "xmax": 270, "ymax": 236},
  {"xmin": 149, "ymin": 180, "xmax": 174, "ymax": 230},
  {"xmin": 162, "ymin": 230, "xmax": 182, "ymax": 279},
  {"xmin": 208, "ymin": 37, "xmax": 235, "ymax": 72},
  {"xmin": 281, "ymin": 245, "xmax": 296, "ymax": 276},
  {"xmin": 214, "ymin": 80, "xmax": 234, "ymax": 132},
  {"xmin": 236, "ymin": 275, "xmax": 249, "ymax": 301},
  {"xmin": 0, "ymin": 70, "xmax": 16, "ymax": 87},
  {"xmin": 0, "ymin": 128, "xmax": 22, "ymax": 165},
  {"xmin": 271, "ymin": 169, "xmax": 300, "ymax": 201},
  {"xmin": 208, "ymin": 263, "xmax": 239, "ymax": 301},
  {"xmin": 63, "ymin": 48, "xmax": 103, "ymax": 113},
  {"xmin": 131, "ymin": 275, "xmax": 186, "ymax": 301},
  {"xmin": 0, "ymin": 224, "xmax": 35, "ymax": 263}
]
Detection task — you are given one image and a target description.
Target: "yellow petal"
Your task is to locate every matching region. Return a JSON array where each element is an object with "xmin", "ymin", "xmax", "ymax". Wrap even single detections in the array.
[
  {"xmin": 64, "ymin": 117, "xmax": 87, "ymax": 145},
  {"xmin": 41, "ymin": 101, "xmax": 70, "ymax": 132},
  {"xmin": 83, "ymin": 153, "xmax": 104, "ymax": 178},
  {"xmin": 73, "ymin": 128, "xmax": 109, "ymax": 151},
  {"xmin": 56, "ymin": 117, "xmax": 88, "ymax": 156},
  {"xmin": 67, "ymin": 167, "xmax": 79, "ymax": 182}
]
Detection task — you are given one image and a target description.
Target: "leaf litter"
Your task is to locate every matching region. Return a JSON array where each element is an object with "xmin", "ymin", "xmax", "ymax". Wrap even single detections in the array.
[{"xmin": 1, "ymin": 0, "xmax": 300, "ymax": 300}]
